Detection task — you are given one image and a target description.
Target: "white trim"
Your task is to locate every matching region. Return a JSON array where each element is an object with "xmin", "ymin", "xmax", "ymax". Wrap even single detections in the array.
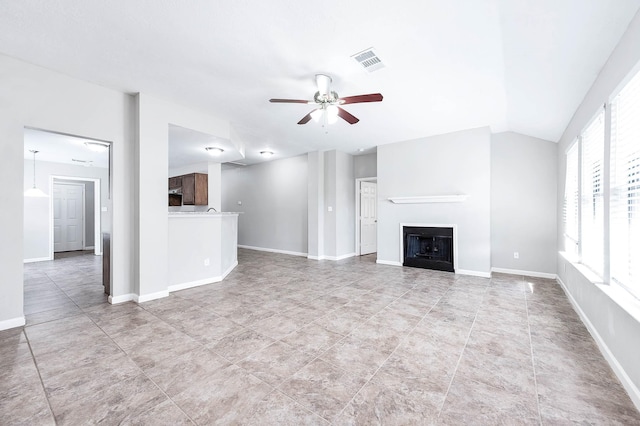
[
  {"xmin": 491, "ymin": 267, "xmax": 557, "ymax": 280},
  {"xmin": 108, "ymin": 293, "xmax": 136, "ymax": 304},
  {"xmin": 135, "ymin": 290, "xmax": 170, "ymax": 303},
  {"xmin": 556, "ymin": 276, "xmax": 640, "ymax": 411},
  {"xmin": 238, "ymin": 245, "xmax": 307, "ymax": 257},
  {"xmin": 24, "ymin": 256, "xmax": 52, "ymax": 263},
  {"xmin": 83, "ymin": 245, "xmax": 95, "ymax": 250},
  {"xmin": 0, "ymin": 316, "xmax": 25, "ymax": 331},
  {"xmin": 388, "ymin": 195, "xmax": 467, "ymax": 204},
  {"xmin": 308, "ymin": 253, "xmax": 356, "ymax": 261},
  {"xmin": 376, "ymin": 259, "xmax": 402, "ymax": 266},
  {"xmin": 325, "ymin": 253, "xmax": 356, "ymax": 261},
  {"xmin": 399, "ymin": 223, "xmax": 459, "ymax": 272},
  {"xmin": 168, "ymin": 260, "xmax": 238, "ymax": 292},
  {"xmin": 456, "ymin": 269, "xmax": 491, "ymax": 278}
]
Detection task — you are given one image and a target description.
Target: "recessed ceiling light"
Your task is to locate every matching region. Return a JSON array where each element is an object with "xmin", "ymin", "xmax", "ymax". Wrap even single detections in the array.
[
  {"xmin": 358, "ymin": 148, "xmax": 365, "ymax": 152},
  {"xmin": 260, "ymin": 151, "xmax": 274, "ymax": 158},
  {"xmin": 84, "ymin": 141, "xmax": 109, "ymax": 152},
  {"xmin": 205, "ymin": 147, "xmax": 224, "ymax": 156}
]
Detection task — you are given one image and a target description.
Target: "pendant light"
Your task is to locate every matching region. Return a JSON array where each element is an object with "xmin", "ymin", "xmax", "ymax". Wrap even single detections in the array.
[{"xmin": 24, "ymin": 150, "xmax": 48, "ymax": 198}]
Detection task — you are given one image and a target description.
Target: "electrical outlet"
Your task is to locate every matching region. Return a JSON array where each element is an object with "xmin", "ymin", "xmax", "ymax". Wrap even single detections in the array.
[
  {"xmin": 237, "ymin": 201, "xmax": 242, "ymax": 205},
  {"xmin": 204, "ymin": 258, "xmax": 210, "ymax": 266},
  {"xmin": 513, "ymin": 252, "xmax": 519, "ymax": 259}
]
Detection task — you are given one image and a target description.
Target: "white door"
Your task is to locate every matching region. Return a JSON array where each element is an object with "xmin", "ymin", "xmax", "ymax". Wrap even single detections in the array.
[
  {"xmin": 53, "ymin": 183, "xmax": 84, "ymax": 252},
  {"xmin": 360, "ymin": 181, "xmax": 377, "ymax": 255}
]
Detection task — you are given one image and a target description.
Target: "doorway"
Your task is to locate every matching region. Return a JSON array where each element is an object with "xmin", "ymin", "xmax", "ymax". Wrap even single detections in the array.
[
  {"xmin": 23, "ymin": 128, "xmax": 111, "ymax": 325},
  {"xmin": 50, "ymin": 177, "xmax": 102, "ymax": 256},
  {"xmin": 355, "ymin": 178, "xmax": 378, "ymax": 256},
  {"xmin": 53, "ymin": 182, "xmax": 85, "ymax": 252}
]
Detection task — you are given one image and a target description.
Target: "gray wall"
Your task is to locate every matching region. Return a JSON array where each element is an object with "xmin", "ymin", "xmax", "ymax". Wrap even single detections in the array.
[
  {"xmin": 323, "ymin": 150, "xmax": 355, "ymax": 258},
  {"xmin": 23, "ymin": 160, "xmax": 109, "ymax": 261},
  {"xmin": 222, "ymin": 154, "xmax": 308, "ymax": 255},
  {"xmin": 491, "ymin": 132, "xmax": 557, "ymax": 274},
  {"xmin": 377, "ymin": 127, "xmax": 492, "ymax": 275},
  {"xmin": 354, "ymin": 153, "xmax": 377, "ymax": 179}
]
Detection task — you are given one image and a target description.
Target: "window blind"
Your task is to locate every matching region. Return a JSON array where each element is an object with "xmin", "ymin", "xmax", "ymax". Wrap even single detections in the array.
[
  {"xmin": 610, "ymin": 70, "xmax": 640, "ymax": 299},
  {"xmin": 581, "ymin": 109, "xmax": 605, "ymax": 277},
  {"xmin": 564, "ymin": 143, "xmax": 579, "ymax": 256}
]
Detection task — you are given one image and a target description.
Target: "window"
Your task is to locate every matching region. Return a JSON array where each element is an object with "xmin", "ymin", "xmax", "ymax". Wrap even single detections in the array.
[
  {"xmin": 610, "ymin": 70, "xmax": 640, "ymax": 299},
  {"xmin": 581, "ymin": 110, "xmax": 605, "ymax": 277},
  {"xmin": 564, "ymin": 142, "xmax": 579, "ymax": 257}
]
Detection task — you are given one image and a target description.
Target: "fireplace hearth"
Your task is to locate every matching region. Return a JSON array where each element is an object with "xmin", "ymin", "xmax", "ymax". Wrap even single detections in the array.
[{"xmin": 403, "ymin": 226, "xmax": 454, "ymax": 272}]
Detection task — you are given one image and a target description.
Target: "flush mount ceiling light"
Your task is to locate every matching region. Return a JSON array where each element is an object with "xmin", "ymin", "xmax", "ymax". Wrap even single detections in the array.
[
  {"xmin": 84, "ymin": 141, "xmax": 110, "ymax": 152},
  {"xmin": 205, "ymin": 147, "xmax": 224, "ymax": 156},
  {"xmin": 24, "ymin": 150, "xmax": 48, "ymax": 197},
  {"xmin": 260, "ymin": 151, "xmax": 274, "ymax": 158}
]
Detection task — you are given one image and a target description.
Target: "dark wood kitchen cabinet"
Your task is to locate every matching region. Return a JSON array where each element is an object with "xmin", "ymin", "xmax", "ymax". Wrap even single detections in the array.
[
  {"xmin": 168, "ymin": 176, "xmax": 182, "ymax": 190},
  {"xmin": 181, "ymin": 173, "xmax": 208, "ymax": 205}
]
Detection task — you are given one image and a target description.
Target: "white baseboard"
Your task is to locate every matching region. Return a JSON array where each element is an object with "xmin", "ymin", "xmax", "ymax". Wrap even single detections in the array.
[
  {"xmin": 135, "ymin": 290, "xmax": 170, "ymax": 304},
  {"xmin": 238, "ymin": 245, "xmax": 307, "ymax": 257},
  {"xmin": 309, "ymin": 253, "xmax": 356, "ymax": 261},
  {"xmin": 491, "ymin": 267, "xmax": 557, "ymax": 279},
  {"xmin": 168, "ymin": 260, "xmax": 239, "ymax": 293},
  {"xmin": 456, "ymin": 269, "xmax": 491, "ymax": 278},
  {"xmin": 556, "ymin": 276, "xmax": 640, "ymax": 411},
  {"xmin": 376, "ymin": 259, "xmax": 402, "ymax": 266},
  {"xmin": 0, "ymin": 316, "xmax": 25, "ymax": 331},
  {"xmin": 108, "ymin": 293, "xmax": 136, "ymax": 304},
  {"xmin": 23, "ymin": 256, "xmax": 52, "ymax": 263},
  {"xmin": 83, "ymin": 246, "xmax": 95, "ymax": 250}
]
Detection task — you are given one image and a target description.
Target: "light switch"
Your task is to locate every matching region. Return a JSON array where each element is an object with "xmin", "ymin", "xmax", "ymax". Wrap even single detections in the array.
[
  {"xmin": 237, "ymin": 201, "xmax": 242, "ymax": 205},
  {"xmin": 101, "ymin": 206, "xmax": 108, "ymax": 212},
  {"xmin": 328, "ymin": 206, "xmax": 333, "ymax": 212}
]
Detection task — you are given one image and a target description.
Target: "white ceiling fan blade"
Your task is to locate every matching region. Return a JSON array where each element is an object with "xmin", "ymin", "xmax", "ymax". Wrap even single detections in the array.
[{"xmin": 315, "ymin": 74, "xmax": 332, "ymax": 97}]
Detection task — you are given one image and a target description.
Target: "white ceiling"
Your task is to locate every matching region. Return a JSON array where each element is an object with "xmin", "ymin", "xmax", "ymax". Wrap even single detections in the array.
[
  {"xmin": 23, "ymin": 128, "xmax": 110, "ymax": 168},
  {"xmin": 4, "ymin": 0, "xmax": 640, "ymax": 168}
]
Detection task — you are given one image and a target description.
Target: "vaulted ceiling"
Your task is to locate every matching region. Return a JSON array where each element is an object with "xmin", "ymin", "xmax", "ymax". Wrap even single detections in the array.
[{"xmin": 4, "ymin": 0, "xmax": 640, "ymax": 167}]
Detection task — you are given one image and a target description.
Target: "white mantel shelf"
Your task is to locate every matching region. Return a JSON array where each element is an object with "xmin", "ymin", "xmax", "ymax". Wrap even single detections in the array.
[{"xmin": 388, "ymin": 195, "xmax": 468, "ymax": 204}]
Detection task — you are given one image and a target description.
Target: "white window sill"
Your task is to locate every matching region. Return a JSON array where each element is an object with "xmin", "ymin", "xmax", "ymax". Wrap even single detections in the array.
[{"xmin": 559, "ymin": 251, "xmax": 640, "ymax": 323}]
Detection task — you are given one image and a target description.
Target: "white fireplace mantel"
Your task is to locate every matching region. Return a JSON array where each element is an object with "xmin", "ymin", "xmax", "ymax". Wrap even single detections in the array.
[{"xmin": 388, "ymin": 195, "xmax": 468, "ymax": 204}]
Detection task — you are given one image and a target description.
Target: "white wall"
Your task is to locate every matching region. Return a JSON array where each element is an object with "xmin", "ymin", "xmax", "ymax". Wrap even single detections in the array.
[
  {"xmin": 0, "ymin": 53, "xmax": 136, "ymax": 329},
  {"xmin": 135, "ymin": 93, "xmax": 231, "ymax": 301},
  {"xmin": 555, "ymin": 11, "xmax": 640, "ymax": 405},
  {"xmin": 377, "ymin": 127, "xmax": 492, "ymax": 275},
  {"xmin": 335, "ymin": 151, "xmax": 355, "ymax": 257},
  {"xmin": 354, "ymin": 153, "xmax": 377, "ymax": 179},
  {"xmin": 491, "ymin": 132, "xmax": 557, "ymax": 275},
  {"xmin": 221, "ymin": 155, "xmax": 308, "ymax": 255},
  {"xmin": 23, "ymin": 160, "xmax": 109, "ymax": 261}
]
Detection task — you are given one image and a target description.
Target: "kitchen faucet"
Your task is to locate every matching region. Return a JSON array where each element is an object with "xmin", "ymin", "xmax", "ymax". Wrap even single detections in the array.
[{"xmin": 207, "ymin": 207, "xmax": 218, "ymax": 212}]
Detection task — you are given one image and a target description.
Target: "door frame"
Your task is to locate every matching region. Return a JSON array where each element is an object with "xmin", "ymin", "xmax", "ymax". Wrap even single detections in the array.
[
  {"xmin": 49, "ymin": 175, "xmax": 102, "ymax": 257},
  {"xmin": 354, "ymin": 177, "xmax": 377, "ymax": 256}
]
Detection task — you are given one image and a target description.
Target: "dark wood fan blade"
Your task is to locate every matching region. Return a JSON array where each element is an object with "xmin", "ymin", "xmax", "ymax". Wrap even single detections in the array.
[
  {"xmin": 269, "ymin": 98, "xmax": 310, "ymax": 104},
  {"xmin": 339, "ymin": 93, "xmax": 383, "ymax": 104},
  {"xmin": 337, "ymin": 107, "xmax": 359, "ymax": 124},
  {"xmin": 297, "ymin": 112, "xmax": 313, "ymax": 125}
]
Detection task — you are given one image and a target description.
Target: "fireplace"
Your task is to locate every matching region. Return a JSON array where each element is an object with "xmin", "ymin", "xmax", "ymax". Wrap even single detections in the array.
[{"xmin": 403, "ymin": 226, "xmax": 454, "ymax": 272}]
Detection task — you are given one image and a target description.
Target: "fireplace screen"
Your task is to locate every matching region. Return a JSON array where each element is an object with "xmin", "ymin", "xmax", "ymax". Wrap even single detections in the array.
[{"xmin": 403, "ymin": 226, "xmax": 454, "ymax": 272}]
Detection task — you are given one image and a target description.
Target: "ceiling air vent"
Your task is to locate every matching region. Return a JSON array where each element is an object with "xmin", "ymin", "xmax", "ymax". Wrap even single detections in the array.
[{"xmin": 352, "ymin": 48, "xmax": 385, "ymax": 73}]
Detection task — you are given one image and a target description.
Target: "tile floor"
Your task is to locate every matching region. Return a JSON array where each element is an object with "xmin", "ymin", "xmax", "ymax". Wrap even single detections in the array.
[{"xmin": 2, "ymin": 249, "xmax": 639, "ymax": 425}]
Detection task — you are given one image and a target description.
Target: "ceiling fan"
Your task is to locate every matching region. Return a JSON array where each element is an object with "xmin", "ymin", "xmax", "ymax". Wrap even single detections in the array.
[{"xmin": 269, "ymin": 74, "xmax": 383, "ymax": 125}]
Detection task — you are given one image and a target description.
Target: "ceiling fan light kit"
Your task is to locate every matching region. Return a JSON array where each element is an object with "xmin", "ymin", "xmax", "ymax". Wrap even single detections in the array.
[
  {"xmin": 269, "ymin": 73, "xmax": 383, "ymax": 126},
  {"xmin": 205, "ymin": 147, "xmax": 224, "ymax": 156},
  {"xmin": 84, "ymin": 141, "xmax": 110, "ymax": 152}
]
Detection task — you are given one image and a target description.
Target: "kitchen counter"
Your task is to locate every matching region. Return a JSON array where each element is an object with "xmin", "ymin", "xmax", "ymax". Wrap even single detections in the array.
[{"xmin": 168, "ymin": 212, "xmax": 238, "ymax": 292}]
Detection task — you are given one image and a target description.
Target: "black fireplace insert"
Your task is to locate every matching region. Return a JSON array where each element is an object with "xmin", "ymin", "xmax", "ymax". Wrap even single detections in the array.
[{"xmin": 403, "ymin": 226, "xmax": 454, "ymax": 272}]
